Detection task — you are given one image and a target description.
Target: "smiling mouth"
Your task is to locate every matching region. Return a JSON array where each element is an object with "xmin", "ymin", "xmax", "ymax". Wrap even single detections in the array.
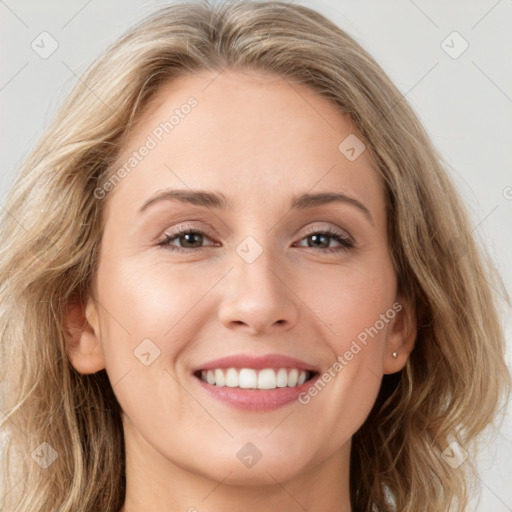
[{"xmin": 193, "ymin": 367, "xmax": 318, "ymax": 390}]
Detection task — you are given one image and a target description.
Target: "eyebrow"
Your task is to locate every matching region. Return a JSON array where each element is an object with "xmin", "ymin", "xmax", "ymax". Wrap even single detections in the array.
[{"xmin": 138, "ymin": 188, "xmax": 374, "ymax": 226}]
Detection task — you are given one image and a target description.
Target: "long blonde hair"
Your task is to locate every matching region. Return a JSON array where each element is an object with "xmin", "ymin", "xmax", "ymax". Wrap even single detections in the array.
[{"xmin": 0, "ymin": 1, "xmax": 509, "ymax": 511}]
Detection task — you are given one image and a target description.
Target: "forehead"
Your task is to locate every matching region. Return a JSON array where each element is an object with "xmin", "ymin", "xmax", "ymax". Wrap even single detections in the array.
[{"xmin": 104, "ymin": 70, "xmax": 384, "ymax": 221}]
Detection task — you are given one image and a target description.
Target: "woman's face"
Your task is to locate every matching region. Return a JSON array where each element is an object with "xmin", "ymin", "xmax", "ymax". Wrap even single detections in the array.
[{"xmin": 70, "ymin": 70, "xmax": 415, "ymax": 489}]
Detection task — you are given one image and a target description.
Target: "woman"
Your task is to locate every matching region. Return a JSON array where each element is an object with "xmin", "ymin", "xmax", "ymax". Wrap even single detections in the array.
[{"xmin": 0, "ymin": 1, "xmax": 509, "ymax": 511}]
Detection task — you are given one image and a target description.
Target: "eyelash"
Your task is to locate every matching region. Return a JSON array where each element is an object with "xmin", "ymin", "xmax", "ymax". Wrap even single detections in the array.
[{"xmin": 156, "ymin": 224, "xmax": 354, "ymax": 254}]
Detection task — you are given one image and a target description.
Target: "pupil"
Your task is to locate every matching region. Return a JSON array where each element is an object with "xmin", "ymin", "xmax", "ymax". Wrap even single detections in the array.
[
  {"xmin": 182, "ymin": 233, "xmax": 201, "ymax": 247},
  {"xmin": 310, "ymin": 234, "xmax": 327, "ymax": 248}
]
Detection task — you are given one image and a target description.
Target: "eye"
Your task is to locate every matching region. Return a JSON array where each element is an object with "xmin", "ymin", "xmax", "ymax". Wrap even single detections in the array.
[
  {"xmin": 156, "ymin": 224, "xmax": 354, "ymax": 254},
  {"xmin": 294, "ymin": 226, "xmax": 354, "ymax": 254},
  {"xmin": 157, "ymin": 224, "xmax": 217, "ymax": 253}
]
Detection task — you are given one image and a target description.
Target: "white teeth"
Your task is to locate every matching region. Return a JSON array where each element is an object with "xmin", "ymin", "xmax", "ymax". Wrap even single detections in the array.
[
  {"xmin": 198, "ymin": 367, "xmax": 310, "ymax": 389},
  {"xmin": 288, "ymin": 368, "xmax": 298, "ymax": 386},
  {"xmin": 214, "ymin": 368, "xmax": 225, "ymax": 387},
  {"xmin": 276, "ymin": 368, "xmax": 288, "ymax": 387},
  {"xmin": 225, "ymin": 368, "xmax": 239, "ymax": 387},
  {"xmin": 297, "ymin": 371, "xmax": 307, "ymax": 385},
  {"xmin": 257, "ymin": 368, "xmax": 276, "ymax": 389},
  {"xmin": 239, "ymin": 368, "xmax": 257, "ymax": 388}
]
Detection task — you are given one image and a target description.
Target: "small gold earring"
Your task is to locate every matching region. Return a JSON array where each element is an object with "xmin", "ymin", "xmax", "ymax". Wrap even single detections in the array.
[{"xmin": 392, "ymin": 352, "xmax": 398, "ymax": 358}]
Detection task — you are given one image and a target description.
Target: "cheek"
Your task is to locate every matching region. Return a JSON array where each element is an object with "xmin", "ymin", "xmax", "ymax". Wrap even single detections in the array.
[
  {"xmin": 301, "ymin": 262, "xmax": 396, "ymax": 352},
  {"xmin": 97, "ymin": 255, "xmax": 210, "ymax": 343},
  {"xmin": 94, "ymin": 260, "xmax": 206, "ymax": 429},
  {"xmin": 93, "ymin": 258, "xmax": 216, "ymax": 405}
]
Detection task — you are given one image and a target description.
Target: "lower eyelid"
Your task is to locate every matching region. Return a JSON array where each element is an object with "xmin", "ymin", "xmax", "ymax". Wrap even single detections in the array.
[{"xmin": 158, "ymin": 229, "xmax": 353, "ymax": 252}]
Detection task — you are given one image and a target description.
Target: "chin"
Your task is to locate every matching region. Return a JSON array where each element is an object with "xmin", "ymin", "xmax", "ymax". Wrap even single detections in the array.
[{"xmin": 171, "ymin": 445, "xmax": 312, "ymax": 487}]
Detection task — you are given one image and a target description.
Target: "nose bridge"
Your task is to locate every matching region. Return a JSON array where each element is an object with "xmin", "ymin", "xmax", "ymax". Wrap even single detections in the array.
[
  {"xmin": 217, "ymin": 232, "xmax": 299, "ymax": 334},
  {"xmin": 236, "ymin": 235, "xmax": 281, "ymax": 295}
]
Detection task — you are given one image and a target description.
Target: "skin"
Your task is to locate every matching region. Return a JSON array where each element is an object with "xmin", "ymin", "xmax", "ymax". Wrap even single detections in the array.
[{"xmin": 64, "ymin": 69, "xmax": 417, "ymax": 512}]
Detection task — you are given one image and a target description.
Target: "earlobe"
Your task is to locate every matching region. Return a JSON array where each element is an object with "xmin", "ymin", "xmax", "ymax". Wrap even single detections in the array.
[
  {"xmin": 383, "ymin": 298, "xmax": 417, "ymax": 375},
  {"xmin": 63, "ymin": 295, "xmax": 106, "ymax": 375}
]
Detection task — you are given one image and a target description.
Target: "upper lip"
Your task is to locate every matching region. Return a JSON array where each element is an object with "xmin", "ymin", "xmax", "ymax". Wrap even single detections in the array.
[{"xmin": 192, "ymin": 353, "xmax": 320, "ymax": 374}]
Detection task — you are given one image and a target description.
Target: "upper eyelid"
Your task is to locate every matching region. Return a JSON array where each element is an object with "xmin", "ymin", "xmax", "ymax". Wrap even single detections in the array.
[
  {"xmin": 161, "ymin": 222, "xmax": 353, "ymax": 244},
  {"xmin": 301, "ymin": 224, "xmax": 352, "ymax": 239}
]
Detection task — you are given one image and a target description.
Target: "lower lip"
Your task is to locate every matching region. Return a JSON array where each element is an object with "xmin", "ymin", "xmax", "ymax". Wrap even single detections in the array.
[{"xmin": 193, "ymin": 373, "xmax": 320, "ymax": 411}]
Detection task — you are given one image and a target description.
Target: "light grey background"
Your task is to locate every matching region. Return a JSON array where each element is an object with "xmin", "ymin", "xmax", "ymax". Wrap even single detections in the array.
[{"xmin": 1, "ymin": 0, "xmax": 511, "ymax": 510}]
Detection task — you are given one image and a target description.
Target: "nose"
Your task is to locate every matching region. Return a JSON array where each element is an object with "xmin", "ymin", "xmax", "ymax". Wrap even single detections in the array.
[{"xmin": 217, "ymin": 244, "xmax": 300, "ymax": 336}]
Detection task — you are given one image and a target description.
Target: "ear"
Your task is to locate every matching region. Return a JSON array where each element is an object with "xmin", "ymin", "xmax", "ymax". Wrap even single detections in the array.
[
  {"xmin": 382, "ymin": 297, "xmax": 417, "ymax": 375},
  {"xmin": 63, "ymin": 294, "xmax": 106, "ymax": 375}
]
